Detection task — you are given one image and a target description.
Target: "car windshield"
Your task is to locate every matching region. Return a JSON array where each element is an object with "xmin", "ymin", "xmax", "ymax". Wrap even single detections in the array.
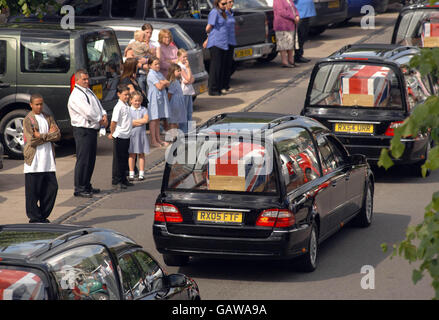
[
  {"xmin": 0, "ymin": 231, "xmax": 63, "ymax": 256},
  {"xmin": 0, "ymin": 266, "xmax": 48, "ymax": 300},
  {"xmin": 165, "ymin": 133, "xmax": 278, "ymax": 193},
  {"xmin": 309, "ymin": 63, "xmax": 404, "ymax": 109},
  {"xmin": 395, "ymin": 9, "xmax": 439, "ymax": 47}
]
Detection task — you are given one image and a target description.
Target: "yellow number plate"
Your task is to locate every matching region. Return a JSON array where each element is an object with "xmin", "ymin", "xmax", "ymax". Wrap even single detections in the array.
[
  {"xmin": 328, "ymin": 0, "xmax": 340, "ymax": 8},
  {"xmin": 334, "ymin": 123, "xmax": 374, "ymax": 134},
  {"xmin": 199, "ymin": 83, "xmax": 207, "ymax": 94},
  {"xmin": 197, "ymin": 211, "xmax": 243, "ymax": 224},
  {"xmin": 92, "ymin": 84, "xmax": 103, "ymax": 100},
  {"xmin": 235, "ymin": 48, "xmax": 253, "ymax": 59}
]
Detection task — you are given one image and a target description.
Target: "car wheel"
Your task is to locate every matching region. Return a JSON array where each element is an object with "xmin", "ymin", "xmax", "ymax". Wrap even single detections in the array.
[
  {"xmin": 353, "ymin": 181, "xmax": 373, "ymax": 228},
  {"xmin": 0, "ymin": 109, "xmax": 28, "ymax": 159},
  {"xmin": 375, "ymin": 0, "xmax": 389, "ymax": 13},
  {"xmin": 163, "ymin": 254, "xmax": 189, "ymax": 267},
  {"xmin": 296, "ymin": 223, "xmax": 318, "ymax": 272}
]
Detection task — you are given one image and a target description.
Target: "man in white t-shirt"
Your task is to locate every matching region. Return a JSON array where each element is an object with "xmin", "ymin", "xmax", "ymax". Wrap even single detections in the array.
[
  {"xmin": 23, "ymin": 94, "xmax": 61, "ymax": 223},
  {"xmin": 108, "ymin": 84, "xmax": 133, "ymax": 189}
]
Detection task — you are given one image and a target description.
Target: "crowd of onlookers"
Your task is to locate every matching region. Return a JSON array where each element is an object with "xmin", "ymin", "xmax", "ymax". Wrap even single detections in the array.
[{"xmin": 22, "ymin": 0, "xmax": 316, "ymax": 223}]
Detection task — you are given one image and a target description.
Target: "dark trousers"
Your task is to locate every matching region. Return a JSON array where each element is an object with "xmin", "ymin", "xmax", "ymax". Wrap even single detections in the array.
[
  {"xmin": 223, "ymin": 45, "xmax": 235, "ymax": 90},
  {"xmin": 73, "ymin": 127, "xmax": 98, "ymax": 193},
  {"xmin": 208, "ymin": 46, "xmax": 228, "ymax": 94},
  {"xmin": 112, "ymin": 137, "xmax": 130, "ymax": 185},
  {"xmin": 25, "ymin": 172, "xmax": 58, "ymax": 222},
  {"xmin": 295, "ymin": 17, "xmax": 311, "ymax": 59}
]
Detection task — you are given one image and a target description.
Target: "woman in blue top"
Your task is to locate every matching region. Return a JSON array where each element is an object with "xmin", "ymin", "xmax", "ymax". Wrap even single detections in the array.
[
  {"xmin": 223, "ymin": 0, "xmax": 237, "ymax": 93},
  {"xmin": 205, "ymin": 0, "xmax": 229, "ymax": 96}
]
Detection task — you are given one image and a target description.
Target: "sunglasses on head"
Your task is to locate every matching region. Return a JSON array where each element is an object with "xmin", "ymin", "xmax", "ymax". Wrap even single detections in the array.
[{"xmin": 220, "ymin": 2, "xmax": 227, "ymax": 5}]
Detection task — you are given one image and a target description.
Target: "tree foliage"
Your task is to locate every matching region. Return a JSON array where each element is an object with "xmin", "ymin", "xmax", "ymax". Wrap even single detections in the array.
[
  {"xmin": 379, "ymin": 0, "xmax": 439, "ymax": 300},
  {"xmin": 0, "ymin": 0, "xmax": 60, "ymax": 18}
]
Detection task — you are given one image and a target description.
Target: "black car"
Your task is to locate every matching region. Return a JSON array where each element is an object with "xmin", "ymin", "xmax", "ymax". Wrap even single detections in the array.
[
  {"xmin": 391, "ymin": 2, "xmax": 439, "ymax": 47},
  {"xmin": 153, "ymin": 112, "xmax": 374, "ymax": 272},
  {"xmin": 0, "ymin": 224, "xmax": 200, "ymax": 300},
  {"xmin": 301, "ymin": 44, "xmax": 434, "ymax": 175}
]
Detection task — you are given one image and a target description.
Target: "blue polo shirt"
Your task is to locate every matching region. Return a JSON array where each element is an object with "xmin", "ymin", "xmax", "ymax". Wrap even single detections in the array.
[
  {"xmin": 293, "ymin": 0, "xmax": 316, "ymax": 19},
  {"xmin": 226, "ymin": 10, "xmax": 237, "ymax": 46},
  {"xmin": 207, "ymin": 9, "xmax": 229, "ymax": 51}
]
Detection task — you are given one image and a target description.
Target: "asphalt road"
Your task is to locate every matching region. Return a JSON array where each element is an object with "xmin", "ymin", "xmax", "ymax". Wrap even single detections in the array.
[{"xmin": 1, "ymin": 4, "xmax": 436, "ymax": 299}]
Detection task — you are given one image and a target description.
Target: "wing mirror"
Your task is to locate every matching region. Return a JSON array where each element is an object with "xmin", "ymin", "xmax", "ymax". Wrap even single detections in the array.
[{"xmin": 165, "ymin": 273, "xmax": 188, "ymax": 288}]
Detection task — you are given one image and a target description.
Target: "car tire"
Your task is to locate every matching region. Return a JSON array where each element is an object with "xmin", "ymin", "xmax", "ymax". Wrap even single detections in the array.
[
  {"xmin": 257, "ymin": 50, "xmax": 278, "ymax": 63},
  {"xmin": 0, "ymin": 109, "xmax": 28, "ymax": 159},
  {"xmin": 375, "ymin": 0, "xmax": 389, "ymax": 13},
  {"xmin": 353, "ymin": 181, "xmax": 373, "ymax": 228},
  {"xmin": 163, "ymin": 254, "xmax": 189, "ymax": 266},
  {"xmin": 296, "ymin": 223, "xmax": 318, "ymax": 272}
]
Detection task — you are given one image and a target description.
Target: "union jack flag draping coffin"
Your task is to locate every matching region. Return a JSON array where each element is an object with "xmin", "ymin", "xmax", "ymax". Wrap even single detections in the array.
[
  {"xmin": 422, "ymin": 20, "xmax": 439, "ymax": 47},
  {"xmin": 0, "ymin": 269, "xmax": 46, "ymax": 300},
  {"xmin": 207, "ymin": 142, "xmax": 268, "ymax": 192},
  {"xmin": 339, "ymin": 65, "xmax": 391, "ymax": 107}
]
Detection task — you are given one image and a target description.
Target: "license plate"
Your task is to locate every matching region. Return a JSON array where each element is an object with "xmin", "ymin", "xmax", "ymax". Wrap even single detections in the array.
[
  {"xmin": 92, "ymin": 84, "xmax": 103, "ymax": 100},
  {"xmin": 334, "ymin": 123, "xmax": 374, "ymax": 134},
  {"xmin": 197, "ymin": 210, "xmax": 243, "ymax": 224},
  {"xmin": 199, "ymin": 83, "xmax": 207, "ymax": 94},
  {"xmin": 235, "ymin": 48, "xmax": 253, "ymax": 59},
  {"xmin": 328, "ymin": 0, "xmax": 340, "ymax": 8}
]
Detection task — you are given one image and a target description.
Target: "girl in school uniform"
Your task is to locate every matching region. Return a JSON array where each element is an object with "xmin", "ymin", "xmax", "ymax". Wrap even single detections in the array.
[
  {"xmin": 166, "ymin": 63, "xmax": 187, "ymax": 139},
  {"xmin": 128, "ymin": 91, "xmax": 150, "ymax": 181},
  {"xmin": 177, "ymin": 49, "xmax": 195, "ymax": 133},
  {"xmin": 147, "ymin": 56, "xmax": 170, "ymax": 148}
]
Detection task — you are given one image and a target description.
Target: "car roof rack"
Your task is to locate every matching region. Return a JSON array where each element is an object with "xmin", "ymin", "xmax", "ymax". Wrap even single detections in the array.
[
  {"xmin": 27, "ymin": 228, "xmax": 97, "ymax": 259},
  {"xmin": 266, "ymin": 115, "xmax": 300, "ymax": 129}
]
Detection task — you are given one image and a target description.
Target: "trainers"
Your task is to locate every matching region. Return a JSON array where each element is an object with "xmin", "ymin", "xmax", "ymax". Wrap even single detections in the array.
[{"xmin": 138, "ymin": 176, "xmax": 144, "ymax": 181}]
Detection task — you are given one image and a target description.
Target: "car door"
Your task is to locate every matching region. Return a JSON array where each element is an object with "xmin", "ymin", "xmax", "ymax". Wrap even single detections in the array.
[
  {"xmin": 0, "ymin": 37, "xmax": 17, "ymax": 104},
  {"xmin": 327, "ymin": 135, "xmax": 364, "ymax": 221},
  {"xmin": 316, "ymin": 135, "xmax": 348, "ymax": 233}
]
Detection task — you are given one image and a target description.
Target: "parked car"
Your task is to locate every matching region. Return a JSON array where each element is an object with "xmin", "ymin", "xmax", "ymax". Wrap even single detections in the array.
[
  {"xmin": 0, "ymin": 224, "xmax": 200, "ymax": 300},
  {"xmin": 391, "ymin": 2, "xmax": 439, "ymax": 47},
  {"xmin": 203, "ymin": 0, "xmax": 277, "ymax": 63},
  {"xmin": 10, "ymin": 0, "xmax": 274, "ymax": 67},
  {"xmin": 153, "ymin": 112, "xmax": 374, "ymax": 272},
  {"xmin": 0, "ymin": 23, "xmax": 122, "ymax": 159},
  {"xmin": 88, "ymin": 20, "xmax": 209, "ymax": 96},
  {"xmin": 301, "ymin": 44, "xmax": 433, "ymax": 176},
  {"xmin": 346, "ymin": 0, "xmax": 375, "ymax": 21},
  {"xmin": 309, "ymin": 0, "xmax": 349, "ymax": 35}
]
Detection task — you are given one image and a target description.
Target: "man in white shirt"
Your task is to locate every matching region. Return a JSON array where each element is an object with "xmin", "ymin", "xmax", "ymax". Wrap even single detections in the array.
[
  {"xmin": 108, "ymin": 84, "xmax": 133, "ymax": 189},
  {"xmin": 23, "ymin": 94, "xmax": 61, "ymax": 223},
  {"xmin": 68, "ymin": 69, "xmax": 108, "ymax": 198}
]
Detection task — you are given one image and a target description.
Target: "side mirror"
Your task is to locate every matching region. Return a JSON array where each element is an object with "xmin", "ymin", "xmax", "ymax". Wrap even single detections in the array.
[
  {"xmin": 166, "ymin": 273, "xmax": 187, "ymax": 288},
  {"xmin": 348, "ymin": 154, "xmax": 366, "ymax": 166}
]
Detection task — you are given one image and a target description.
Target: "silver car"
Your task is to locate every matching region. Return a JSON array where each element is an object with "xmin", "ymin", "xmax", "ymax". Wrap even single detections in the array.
[{"xmin": 89, "ymin": 20, "xmax": 209, "ymax": 97}]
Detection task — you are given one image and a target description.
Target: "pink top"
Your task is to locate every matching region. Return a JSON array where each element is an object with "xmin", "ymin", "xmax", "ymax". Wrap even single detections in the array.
[
  {"xmin": 158, "ymin": 42, "xmax": 178, "ymax": 77},
  {"xmin": 273, "ymin": 0, "xmax": 299, "ymax": 32}
]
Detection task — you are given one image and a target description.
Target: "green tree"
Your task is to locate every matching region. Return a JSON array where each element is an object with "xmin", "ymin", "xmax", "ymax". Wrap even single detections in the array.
[
  {"xmin": 379, "ymin": 0, "xmax": 439, "ymax": 300},
  {"xmin": 0, "ymin": 0, "xmax": 59, "ymax": 18}
]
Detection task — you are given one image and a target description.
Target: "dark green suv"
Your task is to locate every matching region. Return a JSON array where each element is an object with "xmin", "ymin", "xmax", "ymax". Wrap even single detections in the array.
[{"xmin": 0, "ymin": 23, "xmax": 122, "ymax": 159}]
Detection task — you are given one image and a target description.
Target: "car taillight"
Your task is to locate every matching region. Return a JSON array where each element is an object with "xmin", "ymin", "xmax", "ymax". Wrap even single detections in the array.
[
  {"xmin": 256, "ymin": 209, "xmax": 295, "ymax": 228},
  {"xmin": 384, "ymin": 121, "xmax": 404, "ymax": 136},
  {"xmin": 70, "ymin": 74, "xmax": 75, "ymax": 93},
  {"xmin": 154, "ymin": 203, "xmax": 183, "ymax": 223}
]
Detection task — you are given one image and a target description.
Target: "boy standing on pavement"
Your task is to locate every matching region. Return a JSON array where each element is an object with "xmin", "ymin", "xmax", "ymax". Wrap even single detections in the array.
[
  {"xmin": 23, "ymin": 94, "xmax": 61, "ymax": 223},
  {"xmin": 108, "ymin": 84, "xmax": 133, "ymax": 190}
]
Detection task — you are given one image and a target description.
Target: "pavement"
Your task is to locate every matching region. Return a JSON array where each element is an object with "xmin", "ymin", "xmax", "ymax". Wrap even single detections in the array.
[{"xmin": 0, "ymin": 9, "xmax": 400, "ymax": 225}]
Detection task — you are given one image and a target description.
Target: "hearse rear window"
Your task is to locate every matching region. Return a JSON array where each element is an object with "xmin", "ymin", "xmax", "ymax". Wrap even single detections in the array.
[
  {"xmin": 20, "ymin": 37, "xmax": 70, "ymax": 73},
  {"xmin": 165, "ymin": 135, "xmax": 278, "ymax": 193},
  {"xmin": 395, "ymin": 9, "xmax": 439, "ymax": 47},
  {"xmin": 310, "ymin": 63, "xmax": 403, "ymax": 109}
]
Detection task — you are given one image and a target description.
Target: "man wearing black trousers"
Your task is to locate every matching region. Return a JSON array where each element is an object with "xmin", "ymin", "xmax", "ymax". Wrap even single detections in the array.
[
  {"xmin": 68, "ymin": 69, "xmax": 108, "ymax": 198},
  {"xmin": 294, "ymin": 0, "xmax": 316, "ymax": 63},
  {"xmin": 23, "ymin": 94, "xmax": 61, "ymax": 223}
]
